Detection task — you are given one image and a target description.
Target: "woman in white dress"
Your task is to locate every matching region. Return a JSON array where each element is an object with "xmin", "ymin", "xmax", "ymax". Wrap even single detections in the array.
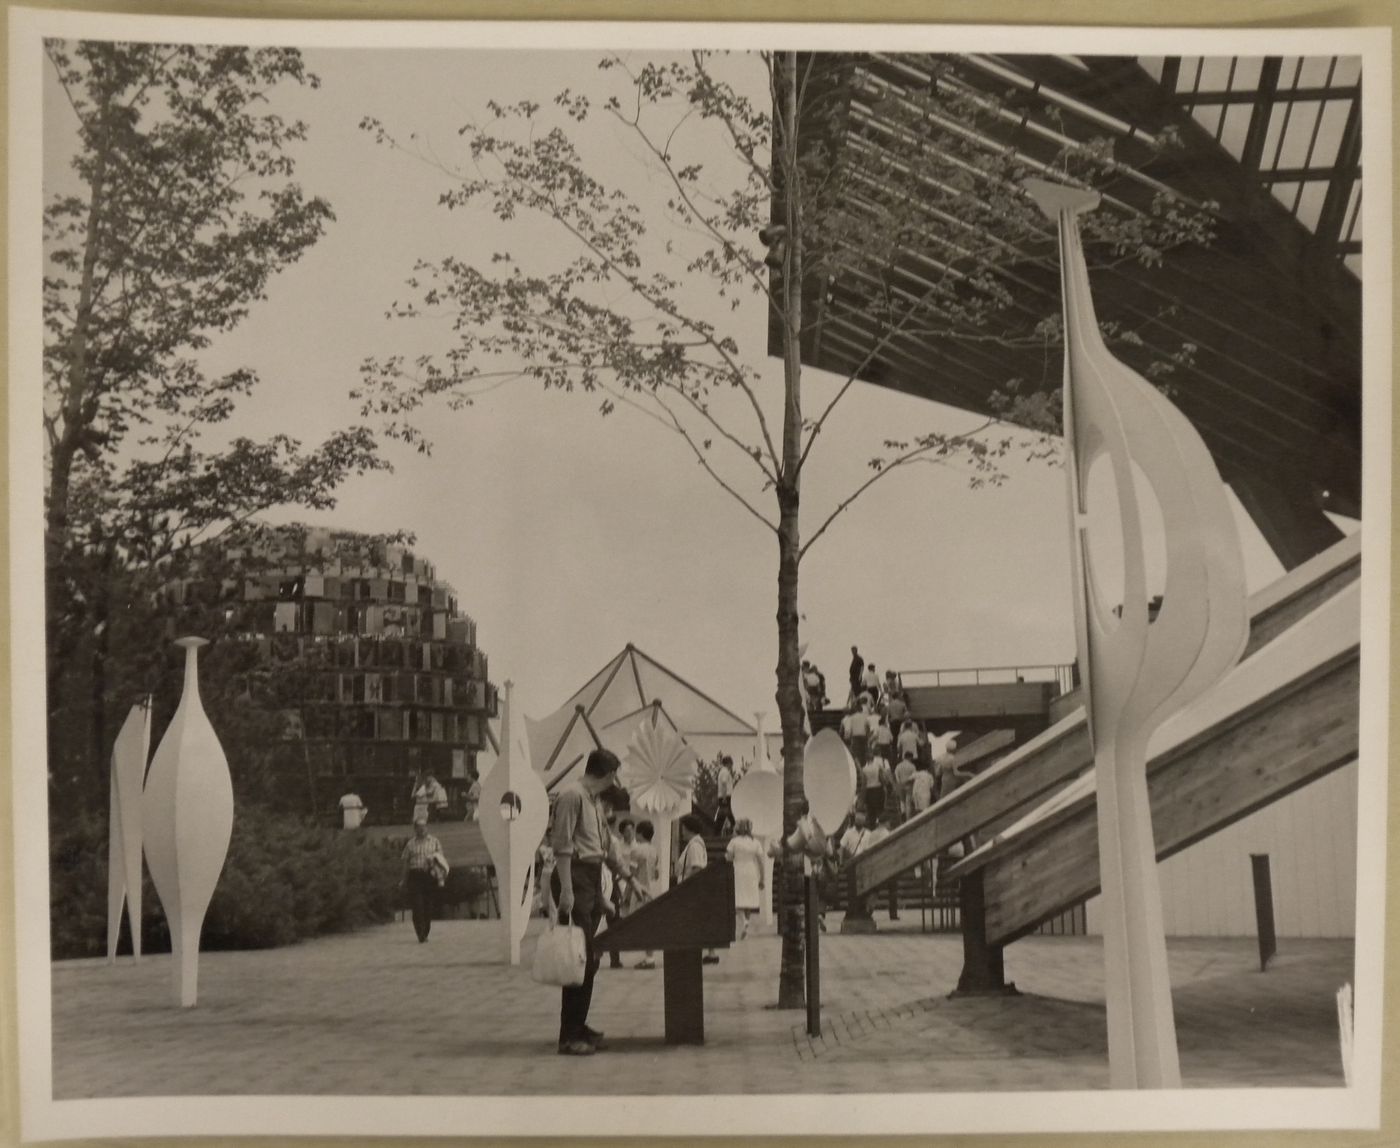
[{"xmin": 724, "ymin": 818, "xmax": 767, "ymax": 940}]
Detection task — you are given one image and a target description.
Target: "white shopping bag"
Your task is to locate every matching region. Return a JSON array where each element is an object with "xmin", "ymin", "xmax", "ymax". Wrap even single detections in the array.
[{"xmin": 531, "ymin": 920, "xmax": 587, "ymax": 986}]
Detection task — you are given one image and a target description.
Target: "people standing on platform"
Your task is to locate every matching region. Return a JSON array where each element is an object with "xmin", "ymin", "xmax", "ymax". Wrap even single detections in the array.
[
  {"xmin": 841, "ymin": 694, "xmax": 875, "ymax": 766},
  {"xmin": 339, "ymin": 790, "xmax": 367, "ymax": 830},
  {"xmin": 425, "ymin": 773, "xmax": 449, "ymax": 820},
  {"xmin": 886, "ymin": 685, "xmax": 909, "ymax": 730},
  {"xmin": 873, "ymin": 715, "xmax": 895, "ymax": 767},
  {"xmin": 550, "ymin": 748, "xmax": 629, "ymax": 1056},
  {"xmin": 897, "ymin": 719, "xmax": 920, "ymax": 764},
  {"xmin": 838, "ymin": 809, "xmax": 870, "ymax": 864},
  {"xmin": 911, "ymin": 761, "xmax": 936, "ymax": 816},
  {"xmin": 400, "ymin": 817, "xmax": 449, "ymax": 942},
  {"xmin": 861, "ymin": 748, "xmax": 892, "ymax": 821},
  {"xmin": 628, "ymin": 820, "xmax": 660, "ymax": 969},
  {"xmin": 678, "ymin": 815, "xmax": 719, "ymax": 965},
  {"xmin": 801, "ymin": 660, "xmax": 828, "ymax": 712},
  {"xmin": 894, "ymin": 751, "xmax": 918, "ymax": 822},
  {"xmin": 410, "ymin": 771, "xmax": 431, "ymax": 822},
  {"xmin": 860, "ymin": 661, "xmax": 883, "ymax": 707},
  {"xmin": 725, "ymin": 819, "xmax": 767, "ymax": 940},
  {"xmin": 848, "ymin": 646, "xmax": 865, "ymax": 707},
  {"xmin": 714, "ymin": 756, "xmax": 736, "ymax": 836}
]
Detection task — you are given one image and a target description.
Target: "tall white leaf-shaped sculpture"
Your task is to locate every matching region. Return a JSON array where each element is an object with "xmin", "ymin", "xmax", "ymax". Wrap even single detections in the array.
[
  {"xmin": 143, "ymin": 638, "xmax": 235, "ymax": 1007},
  {"xmin": 107, "ymin": 699, "xmax": 151, "ymax": 962},
  {"xmin": 478, "ymin": 681, "xmax": 547, "ymax": 964},
  {"xmin": 620, "ymin": 710, "xmax": 698, "ymax": 894},
  {"xmin": 1027, "ymin": 177, "xmax": 1249, "ymax": 1089}
]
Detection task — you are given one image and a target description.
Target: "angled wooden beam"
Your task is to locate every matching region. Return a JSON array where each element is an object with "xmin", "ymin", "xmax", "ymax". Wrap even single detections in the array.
[
  {"xmin": 971, "ymin": 646, "xmax": 1357, "ymax": 945},
  {"xmin": 851, "ymin": 533, "xmax": 1360, "ymax": 897}
]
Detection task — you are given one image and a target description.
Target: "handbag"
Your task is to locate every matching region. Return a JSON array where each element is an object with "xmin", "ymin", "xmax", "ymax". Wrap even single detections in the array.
[{"xmin": 531, "ymin": 920, "xmax": 588, "ymax": 987}]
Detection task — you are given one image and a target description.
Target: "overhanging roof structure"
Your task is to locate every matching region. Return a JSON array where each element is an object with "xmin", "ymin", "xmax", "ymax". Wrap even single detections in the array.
[{"xmin": 773, "ymin": 53, "xmax": 1363, "ymax": 569}]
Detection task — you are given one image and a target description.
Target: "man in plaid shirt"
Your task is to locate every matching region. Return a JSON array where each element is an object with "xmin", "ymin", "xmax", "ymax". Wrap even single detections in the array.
[{"xmin": 401, "ymin": 817, "xmax": 449, "ymax": 943}]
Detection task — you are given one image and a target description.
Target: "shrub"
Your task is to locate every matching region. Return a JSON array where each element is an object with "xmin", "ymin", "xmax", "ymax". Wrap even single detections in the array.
[{"xmin": 49, "ymin": 803, "xmax": 403, "ymax": 959}]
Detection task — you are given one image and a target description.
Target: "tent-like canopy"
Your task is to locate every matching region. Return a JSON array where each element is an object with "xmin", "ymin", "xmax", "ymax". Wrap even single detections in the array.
[{"xmin": 525, "ymin": 643, "xmax": 781, "ymax": 792}]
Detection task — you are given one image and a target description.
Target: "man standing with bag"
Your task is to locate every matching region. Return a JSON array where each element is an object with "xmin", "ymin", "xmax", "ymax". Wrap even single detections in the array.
[{"xmin": 550, "ymin": 748, "xmax": 627, "ymax": 1057}]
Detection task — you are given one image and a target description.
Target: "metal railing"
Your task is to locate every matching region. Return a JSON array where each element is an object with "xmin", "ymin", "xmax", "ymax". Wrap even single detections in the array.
[{"xmin": 896, "ymin": 663, "xmax": 1077, "ymax": 697}]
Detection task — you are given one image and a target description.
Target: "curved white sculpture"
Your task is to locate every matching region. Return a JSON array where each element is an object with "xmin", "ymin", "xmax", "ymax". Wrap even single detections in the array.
[
  {"xmin": 803, "ymin": 728, "xmax": 857, "ymax": 839},
  {"xmin": 142, "ymin": 638, "xmax": 235, "ymax": 1007},
  {"xmin": 731, "ymin": 764, "xmax": 783, "ymax": 840},
  {"xmin": 478, "ymin": 681, "xmax": 548, "ymax": 964},
  {"xmin": 1028, "ymin": 177, "xmax": 1248, "ymax": 1088},
  {"xmin": 107, "ymin": 699, "xmax": 151, "ymax": 962}
]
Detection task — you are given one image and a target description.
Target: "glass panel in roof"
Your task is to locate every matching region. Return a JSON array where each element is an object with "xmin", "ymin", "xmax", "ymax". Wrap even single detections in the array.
[
  {"xmin": 1295, "ymin": 181, "xmax": 1327, "ymax": 231},
  {"xmin": 1191, "ymin": 104, "xmax": 1224, "ymax": 138},
  {"xmin": 1268, "ymin": 180, "xmax": 1300, "ymax": 214},
  {"xmin": 1197, "ymin": 56, "xmax": 1235, "ymax": 91},
  {"xmin": 1262, "ymin": 103, "xmax": 1289, "ymax": 168},
  {"xmin": 1344, "ymin": 253, "xmax": 1361, "ymax": 275},
  {"xmin": 1139, "ymin": 56, "xmax": 1165, "ymax": 81},
  {"xmin": 1176, "ymin": 55, "xmax": 1200, "ymax": 93},
  {"xmin": 1343, "ymin": 183, "xmax": 1362, "ymax": 242},
  {"xmin": 1332, "ymin": 57, "xmax": 1361, "ymax": 86},
  {"xmin": 1310, "ymin": 100, "xmax": 1352, "ymax": 168},
  {"xmin": 1279, "ymin": 57, "xmax": 1305, "ymax": 89},
  {"xmin": 1219, "ymin": 103, "xmax": 1253, "ymax": 155},
  {"xmin": 1229, "ymin": 57, "xmax": 1265, "ymax": 90},
  {"xmin": 1297, "ymin": 56, "xmax": 1336, "ymax": 88},
  {"xmin": 1275, "ymin": 101, "xmax": 1323, "ymax": 168}
]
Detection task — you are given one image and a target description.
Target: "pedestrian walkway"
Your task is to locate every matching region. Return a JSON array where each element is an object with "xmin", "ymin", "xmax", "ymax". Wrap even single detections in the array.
[{"xmin": 50, "ymin": 913, "xmax": 1350, "ymax": 1098}]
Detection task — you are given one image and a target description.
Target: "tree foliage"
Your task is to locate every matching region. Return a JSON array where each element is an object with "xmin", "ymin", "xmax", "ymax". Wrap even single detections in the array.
[
  {"xmin": 43, "ymin": 42, "xmax": 387, "ymax": 805},
  {"xmin": 356, "ymin": 50, "xmax": 1216, "ymax": 1005}
]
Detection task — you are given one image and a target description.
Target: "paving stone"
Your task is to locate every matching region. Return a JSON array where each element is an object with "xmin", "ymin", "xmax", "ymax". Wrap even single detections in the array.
[{"xmin": 49, "ymin": 917, "xmax": 1351, "ymax": 1097}]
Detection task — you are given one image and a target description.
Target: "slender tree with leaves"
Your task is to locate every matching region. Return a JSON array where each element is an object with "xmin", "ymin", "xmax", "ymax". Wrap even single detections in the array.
[
  {"xmin": 44, "ymin": 41, "xmax": 385, "ymax": 800},
  {"xmin": 358, "ymin": 50, "xmax": 1213, "ymax": 1006}
]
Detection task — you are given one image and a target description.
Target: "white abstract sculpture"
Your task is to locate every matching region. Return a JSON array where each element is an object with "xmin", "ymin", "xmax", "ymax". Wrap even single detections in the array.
[
  {"xmin": 478, "ymin": 681, "xmax": 547, "ymax": 964},
  {"xmin": 1028, "ymin": 177, "xmax": 1249, "ymax": 1089},
  {"xmin": 107, "ymin": 699, "xmax": 151, "ymax": 962},
  {"xmin": 142, "ymin": 638, "xmax": 235, "ymax": 1007},
  {"xmin": 620, "ymin": 708, "xmax": 698, "ymax": 894},
  {"xmin": 803, "ymin": 729, "xmax": 857, "ymax": 837}
]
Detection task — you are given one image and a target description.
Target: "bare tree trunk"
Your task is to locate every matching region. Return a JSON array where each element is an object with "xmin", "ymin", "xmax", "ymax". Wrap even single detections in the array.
[{"xmin": 774, "ymin": 50, "xmax": 808, "ymax": 1009}]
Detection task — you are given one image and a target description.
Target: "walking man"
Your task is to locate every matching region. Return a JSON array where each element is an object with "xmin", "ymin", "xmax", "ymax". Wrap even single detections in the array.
[
  {"xmin": 400, "ymin": 817, "xmax": 449, "ymax": 942},
  {"xmin": 551, "ymin": 748, "xmax": 628, "ymax": 1056}
]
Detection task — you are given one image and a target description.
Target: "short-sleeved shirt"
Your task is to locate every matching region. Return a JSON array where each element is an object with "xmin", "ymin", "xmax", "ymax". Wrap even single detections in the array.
[
  {"xmin": 678, "ymin": 834, "xmax": 709, "ymax": 880},
  {"xmin": 550, "ymin": 784, "xmax": 610, "ymax": 861},
  {"xmin": 402, "ymin": 833, "xmax": 446, "ymax": 873},
  {"xmin": 894, "ymin": 759, "xmax": 916, "ymax": 788},
  {"xmin": 911, "ymin": 771, "xmax": 935, "ymax": 811},
  {"xmin": 716, "ymin": 767, "xmax": 735, "ymax": 799}
]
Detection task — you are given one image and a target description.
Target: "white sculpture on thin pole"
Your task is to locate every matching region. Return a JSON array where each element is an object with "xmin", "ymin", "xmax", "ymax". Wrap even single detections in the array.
[
  {"xmin": 1027, "ymin": 177, "xmax": 1249, "ymax": 1089},
  {"xmin": 478, "ymin": 680, "xmax": 547, "ymax": 964},
  {"xmin": 619, "ymin": 707, "xmax": 698, "ymax": 896},
  {"xmin": 142, "ymin": 638, "xmax": 235, "ymax": 1007},
  {"xmin": 107, "ymin": 698, "xmax": 151, "ymax": 962}
]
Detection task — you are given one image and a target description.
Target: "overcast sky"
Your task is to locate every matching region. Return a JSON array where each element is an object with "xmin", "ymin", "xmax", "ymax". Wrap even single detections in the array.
[{"xmin": 45, "ymin": 45, "xmax": 1301, "ymax": 729}]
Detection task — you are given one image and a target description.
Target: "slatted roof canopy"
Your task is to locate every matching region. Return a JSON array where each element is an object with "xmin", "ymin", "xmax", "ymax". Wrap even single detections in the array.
[{"xmin": 772, "ymin": 53, "xmax": 1363, "ymax": 569}]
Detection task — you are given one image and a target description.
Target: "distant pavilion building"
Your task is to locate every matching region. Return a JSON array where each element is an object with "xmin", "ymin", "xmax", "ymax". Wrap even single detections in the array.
[{"xmin": 167, "ymin": 524, "xmax": 498, "ymax": 821}]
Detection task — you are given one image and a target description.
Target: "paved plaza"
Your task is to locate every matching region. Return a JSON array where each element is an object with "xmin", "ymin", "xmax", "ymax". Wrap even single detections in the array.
[{"xmin": 50, "ymin": 913, "xmax": 1351, "ymax": 1098}]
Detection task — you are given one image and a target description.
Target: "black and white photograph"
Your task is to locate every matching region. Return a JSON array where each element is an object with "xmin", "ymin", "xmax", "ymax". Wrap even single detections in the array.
[{"xmin": 6, "ymin": 8, "xmax": 1392, "ymax": 1141}]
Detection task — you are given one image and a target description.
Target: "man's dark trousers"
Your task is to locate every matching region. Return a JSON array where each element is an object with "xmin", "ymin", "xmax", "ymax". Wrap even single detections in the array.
[
  {"xmin": 551, "ymin": 860, "xmax": 604, "ymax": 1043},
  {"xmin": 406, "ymin": 870, "xmax": 437, "ymax": 941}
]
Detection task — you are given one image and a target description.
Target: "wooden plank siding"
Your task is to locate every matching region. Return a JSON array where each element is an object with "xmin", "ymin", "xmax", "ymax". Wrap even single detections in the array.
[{"xmin": 973, "ymin": 647, "xmax": 1358, "ymax": 946}]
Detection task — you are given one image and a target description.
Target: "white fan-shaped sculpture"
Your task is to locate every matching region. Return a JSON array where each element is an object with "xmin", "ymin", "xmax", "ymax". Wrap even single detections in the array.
[
  {"xmin": 142, "ymin": 638, "xmax": 234, "ymax": 1007},
  {"xmin": 620, "ymin": 718, "xmax": 698, "ymax": 813},
  {"xmin": 477, "ymin": 681, "xmax": 547, "ymax": 964},
  {"xmin": 107, "ymin": 699, "xmax": 151, "ymax": 962},
  {"xmin": 1028, "ymin": 176, "xmax": 1248, "ymax": 1089}
]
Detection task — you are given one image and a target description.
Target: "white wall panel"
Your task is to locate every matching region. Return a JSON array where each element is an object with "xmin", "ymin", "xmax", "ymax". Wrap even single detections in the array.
[{"xmin": 1083, "ymin": 761, "xmax": 1357, "ymax": 938}]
